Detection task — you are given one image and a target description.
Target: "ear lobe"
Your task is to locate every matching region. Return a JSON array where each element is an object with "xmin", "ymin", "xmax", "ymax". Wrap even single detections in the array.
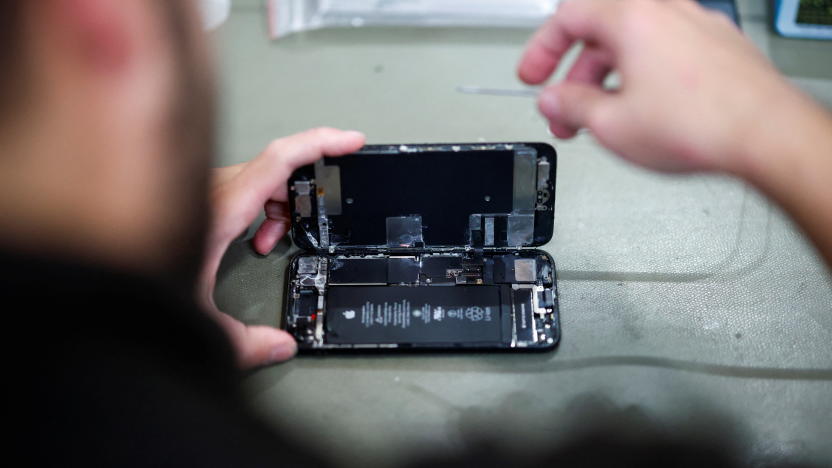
[{"xmin": 56, "ymin": 0, "xmax": 133, "ymax": 72}]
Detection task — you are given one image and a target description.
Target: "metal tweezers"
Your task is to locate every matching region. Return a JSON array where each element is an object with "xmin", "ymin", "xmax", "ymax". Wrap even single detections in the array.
[{"xmin": 456, "ymin": 85, "xmax": 540, "ymax": 98}]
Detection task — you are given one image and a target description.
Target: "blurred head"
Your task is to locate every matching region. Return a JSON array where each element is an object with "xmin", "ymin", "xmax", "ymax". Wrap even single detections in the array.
[{"xmin": 0, "ymin": 0, "xmax": 215, "ymax": 286}]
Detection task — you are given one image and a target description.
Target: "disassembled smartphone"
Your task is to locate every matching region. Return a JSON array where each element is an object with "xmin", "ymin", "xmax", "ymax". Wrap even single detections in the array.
[{"xmin": 283, "ymin": 143, "xmax": 559, "ymax": 352}]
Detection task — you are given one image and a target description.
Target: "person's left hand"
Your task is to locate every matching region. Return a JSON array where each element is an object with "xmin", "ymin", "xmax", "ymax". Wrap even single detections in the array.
[{"xmin": 199, "ymin": 127, "xmax": 365, "ymax": 369}]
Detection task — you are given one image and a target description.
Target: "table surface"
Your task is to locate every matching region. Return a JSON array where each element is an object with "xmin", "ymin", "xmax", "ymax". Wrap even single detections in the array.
[{"xmin": 212, "ymin": 1, "xmax": 832, "ymax": 466}]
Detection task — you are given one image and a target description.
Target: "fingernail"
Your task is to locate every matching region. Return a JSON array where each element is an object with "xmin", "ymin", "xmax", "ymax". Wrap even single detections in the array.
[
  {"xmin": 268, "ymin": 340, "xmax": 297, "ymax": 363},
  {"xmin": 539, "ymin": 91, "xmax": 560, "ymax": 118},
  {"xmin": 345, "ymin": 130, "xmax": 366, "ymax": 139}
]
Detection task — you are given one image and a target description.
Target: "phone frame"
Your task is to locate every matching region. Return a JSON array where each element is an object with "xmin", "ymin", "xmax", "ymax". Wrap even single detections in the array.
[
  {"xmin": 282, "ymin": 249, "xmax": 560, "ymax": 354},
  {"xmin": 280, "ymin": 142, "xmax": 560, "ymax": 354}
]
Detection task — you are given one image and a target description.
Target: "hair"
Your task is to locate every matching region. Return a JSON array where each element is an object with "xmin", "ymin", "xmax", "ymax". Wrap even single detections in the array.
[{"xmin": 0, "ymin": 1, "xmax": 25, "ymax": 120}]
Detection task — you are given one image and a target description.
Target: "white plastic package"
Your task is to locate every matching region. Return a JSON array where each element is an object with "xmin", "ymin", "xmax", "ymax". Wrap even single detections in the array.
[{"xmin": 267, "ymin": 0, "xmax": 560, "ymax": 39}]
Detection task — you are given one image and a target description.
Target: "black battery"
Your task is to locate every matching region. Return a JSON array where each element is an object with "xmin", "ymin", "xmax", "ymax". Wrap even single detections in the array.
[
  {"xmin": 513, "ymin": 288, "xmax": 535, "ymax": 343},
  {"xmin": 325, "ymin": 285, "xmax": 508, "ymax": 345}
]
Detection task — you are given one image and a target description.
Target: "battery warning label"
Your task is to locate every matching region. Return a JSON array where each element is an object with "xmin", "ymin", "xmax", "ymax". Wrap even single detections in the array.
[
  {"xmin": 347, "ymin": 300, "xmax": 493, "ymax": 328},
  {"xmin": 325, "ymin": 286, "xmax": 503, "ymax": 344}
]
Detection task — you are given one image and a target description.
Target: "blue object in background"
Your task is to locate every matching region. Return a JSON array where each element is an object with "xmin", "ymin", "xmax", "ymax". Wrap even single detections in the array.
[
  {"xmin": 698, "ymin": 0, "xmax": 741, "ymax": 25},
  {"xmin": 773, "ymin": 0, "xmax": 832, "ymax": 40}
]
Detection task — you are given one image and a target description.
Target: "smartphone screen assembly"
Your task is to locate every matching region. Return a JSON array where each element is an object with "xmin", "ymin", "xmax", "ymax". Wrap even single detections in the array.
[{"xmin": 283, "ymin": 143, "xmax": 559, "ymax": 352}]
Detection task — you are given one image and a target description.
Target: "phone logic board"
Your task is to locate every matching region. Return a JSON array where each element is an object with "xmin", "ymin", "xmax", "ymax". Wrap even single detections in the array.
[{"xmin": 285, "ymin": 251, "xmax": 558, "ymax": 350}]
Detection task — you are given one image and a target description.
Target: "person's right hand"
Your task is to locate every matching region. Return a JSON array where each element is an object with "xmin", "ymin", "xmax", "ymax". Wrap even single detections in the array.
[
  {"xmin": 518, "ymin": 0, "xmax": 832, "ymax": 267},
  {"xmin": 517, "ymin": 0, "xmax": 811, "ymax": 175}
]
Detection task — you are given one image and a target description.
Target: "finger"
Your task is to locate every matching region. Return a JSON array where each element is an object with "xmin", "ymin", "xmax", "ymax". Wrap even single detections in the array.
[
  {"xmin": 253, "ymin": 201, "xmax": 290, "ymax": 254},
  {"xmin": 518, "ymin": 0, "xmax": 625, "ymax": 84},
  {"xmin": 268, "ymin": 127, "xmax": 366, "ymax": 171},
  {"xmin": 263, "ymin": 199, "xmax": 289, "ymax": 220},
  {"xmin": 547, "ymin": 120, "xmax": 581, "ymax": 140},
  {"xmin": 220, "ymin": 128, "xmax": 365, "ymax": 235},
  {"xmin": 251, "ymin": 127, "xmax": 365, "ymax": 202},
  {"xmin": 241, "ymin": 325, "xmax": 297, "ymax": 366},
  {"xmin": 252, "ymin": 218, "xmax": 288, "ymax": 255},
  {"xmin": 517, "ymin": 13, "xmax": 574, "ymax": 84},
  {"xmin": 214, "ymin": 312, "xmax": 298, "ymax": 368},
  {"xmin": 565, "ymin": 45, "xmax": 612, "ymax": 86},
  {"xmin": 539, "ymin": 81, "xmax": 613, "ymax": 137},
  {"xmin": 546, "ymin": 45, "xmax": 612, "ymax": 139}
]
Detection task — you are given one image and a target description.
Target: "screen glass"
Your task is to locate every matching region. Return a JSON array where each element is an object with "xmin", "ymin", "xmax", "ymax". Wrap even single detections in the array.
[{"xmin": 797, "ymin": 0, "xmax": 832, "ymax": 25}]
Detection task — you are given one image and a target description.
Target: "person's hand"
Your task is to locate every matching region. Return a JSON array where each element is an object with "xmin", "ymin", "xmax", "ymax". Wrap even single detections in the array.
[
  {"xmin": 518, "ymin": 0, "xmax": 809, "ymax": 175},
  {"xmin": 199, "ymin": 128, "xmax": 365, "ymax": 368},
  {"xmin": 519, "ymin": 0, "xmax": 832, "ymax": 268}
]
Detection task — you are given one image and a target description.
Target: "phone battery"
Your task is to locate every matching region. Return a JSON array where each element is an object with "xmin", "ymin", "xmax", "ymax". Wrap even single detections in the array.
[
  {"xmin": 513, "ymin": 288, "xmax": 535, "ymax": 343},
  {"xmin": 325, "ymin": 286, "xmax": 507, "ymax": 345}
]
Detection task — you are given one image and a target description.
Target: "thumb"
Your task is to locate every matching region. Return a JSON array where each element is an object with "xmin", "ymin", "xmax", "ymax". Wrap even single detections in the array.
[
  {"xmin": 212, "ymin": 312, "xmax": 298, "ymax": 368},
  {"xmin": 538, "ymin": 81, "xmax": 611, "ymax": 138},
  {"xmin": 242, "ymin": 128, "xmax": 366, "ymax": 206},
  {"xmin": 236, "ymin": 325, "xmax": 298, "ymax": 367}
]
